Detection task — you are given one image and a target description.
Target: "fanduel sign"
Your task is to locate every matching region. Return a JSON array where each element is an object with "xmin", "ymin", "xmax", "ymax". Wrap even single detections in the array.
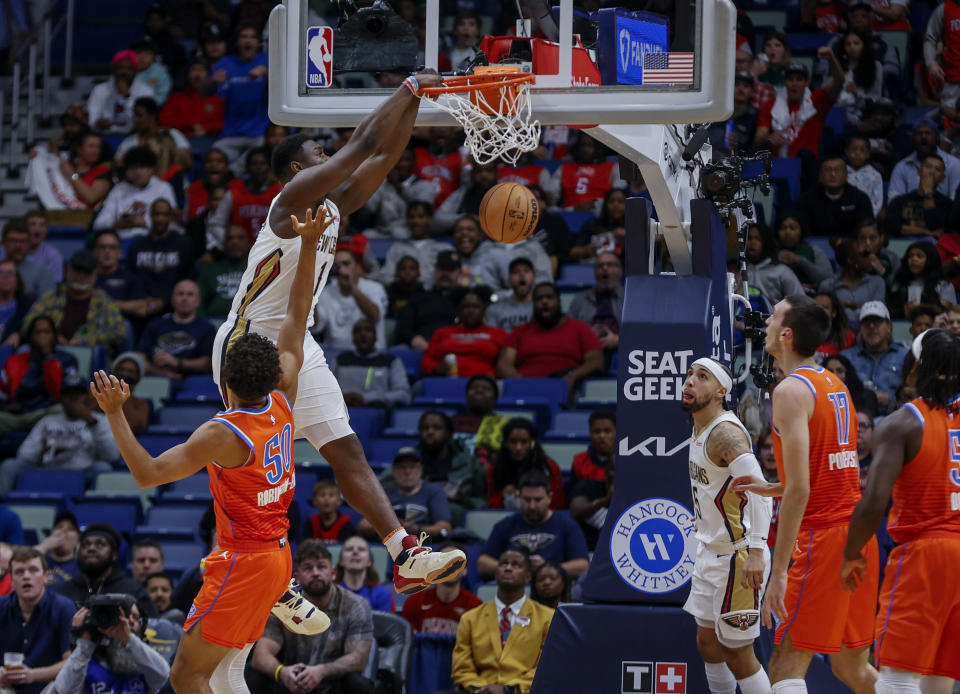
[{"xmin": 614, "ymin": 14, "xmax": 668, "ymax": 85}]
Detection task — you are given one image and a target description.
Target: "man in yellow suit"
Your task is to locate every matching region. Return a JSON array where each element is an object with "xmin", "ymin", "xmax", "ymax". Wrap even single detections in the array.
[{"xmin": 452, "ymin": 547, "xmax": 555, "ymax": 694}]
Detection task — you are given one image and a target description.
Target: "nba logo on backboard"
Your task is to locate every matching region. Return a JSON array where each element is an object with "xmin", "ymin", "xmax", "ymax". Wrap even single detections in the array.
[
  {"xmin": 305, "ymin": 26, "xmax": 333, "ymax": 88},
  {"xmin": 654, "ymin": 663, "xmax": 686, "ymax": 693}
]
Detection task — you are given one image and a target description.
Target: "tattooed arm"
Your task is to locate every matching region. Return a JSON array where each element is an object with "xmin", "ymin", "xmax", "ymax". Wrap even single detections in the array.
[{"xmin": 704, "ymin": 421, "xmax": 753, "ymax": 467}]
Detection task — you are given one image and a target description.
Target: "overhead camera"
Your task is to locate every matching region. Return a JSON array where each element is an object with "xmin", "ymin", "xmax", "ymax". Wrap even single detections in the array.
[
  {"xmin": 333, "ymin": 0, "xmax": 419, "ymax": 73},
  {"xmin": 699, "ymin": 151, "xmax": 773, "ymax": 207}
]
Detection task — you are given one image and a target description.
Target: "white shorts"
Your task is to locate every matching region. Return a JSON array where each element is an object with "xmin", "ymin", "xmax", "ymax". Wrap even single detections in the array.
[
  {"xmin": 213, "ymin": 319, "xmax": 354, "ymax": 447},
  {"xmin": 682, "ymin": 543, "xmax": 769, "ymax": 648}
]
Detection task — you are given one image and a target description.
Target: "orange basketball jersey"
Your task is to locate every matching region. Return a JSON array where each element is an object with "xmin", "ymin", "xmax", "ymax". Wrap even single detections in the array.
[
  {"xmin": 207, "ymin": 390, "xmax": 296, "ymax": 547},
  {"xmin": 887, "ymin": 397, "xmax": 960, "ymax": 543},
  {"xmin": 773, "ymin": 366, "xmax": 861, "ymax": 530}
]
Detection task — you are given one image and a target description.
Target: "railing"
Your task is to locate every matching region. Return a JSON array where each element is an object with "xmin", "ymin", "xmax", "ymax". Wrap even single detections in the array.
[{"xmin": 5, "ymin": 0, "xmax": 75, "ymax": 178}]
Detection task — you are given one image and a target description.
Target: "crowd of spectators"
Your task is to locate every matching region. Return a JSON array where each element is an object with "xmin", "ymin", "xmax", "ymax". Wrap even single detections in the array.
[{"xmin": 4, "ymin": 0, "xmax": 960, "ymax": 691}]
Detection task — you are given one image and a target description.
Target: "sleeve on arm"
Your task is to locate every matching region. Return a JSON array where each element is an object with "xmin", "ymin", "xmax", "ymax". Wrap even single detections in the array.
[
  {"xmin": 127, "ymin": 634, "xmax": 171, "ymax": 694},
  {"xmin": 925, "ymin": 5, "xmax": 946, "ymax": 67},
  {"xmin": 53, "ymin": 639, "xmax": 95, "ymax": 694}
]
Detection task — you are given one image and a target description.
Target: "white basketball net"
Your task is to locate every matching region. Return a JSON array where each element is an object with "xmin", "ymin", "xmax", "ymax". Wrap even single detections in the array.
[{"xmin": 425, "ymin": 81, "xmax": 541, "ymax": 166}]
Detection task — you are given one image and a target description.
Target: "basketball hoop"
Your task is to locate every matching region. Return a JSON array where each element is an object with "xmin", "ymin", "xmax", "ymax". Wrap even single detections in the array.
[{"xmin": 418, "ymin": 66, "xmax": 541, "ymax": 166}]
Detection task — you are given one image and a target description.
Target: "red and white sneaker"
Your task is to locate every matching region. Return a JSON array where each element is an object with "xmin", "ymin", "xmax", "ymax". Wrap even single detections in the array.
[
  {"xmin": 392, "ymin": 532, "xmax": 467, "ymax": 595},
  {"xmin": 271, "ymin": 578, "xmax": 330, "ymax": 635}
]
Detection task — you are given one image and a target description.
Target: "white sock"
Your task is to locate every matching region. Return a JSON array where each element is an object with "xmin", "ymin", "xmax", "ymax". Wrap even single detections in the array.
[
  {"xmin": 738, "ymin": 668, "xmax": 771, "ymax": 694},
  {"xmin": 771, "ymin": 679, "xmax": 807, "ymax": 693},
  {"xmin": 383, "ymin": 527, "xmax": 410, "ymax": 561},
  {"xmin": 704, "ymin": 662, "xmax": 736, "ymax": 694},
  {"xmin": 876, "ymin": 667, "xmax": 923, "ymax": 694},
  {"xmin": 919, "ymin": 675, "xmax": 955, "ymax": 694},
  {"xmin": 209, "ymin": 643, "xmax": 252, "ymax": 694}
]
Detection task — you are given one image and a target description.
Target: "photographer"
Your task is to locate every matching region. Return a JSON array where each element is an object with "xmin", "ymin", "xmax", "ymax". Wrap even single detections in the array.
[{"xmin": 51, "ymin": 594, "xmax": 170, "ymax": 694}]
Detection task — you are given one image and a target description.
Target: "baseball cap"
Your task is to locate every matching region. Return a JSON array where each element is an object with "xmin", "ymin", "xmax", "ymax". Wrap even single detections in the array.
[
  {"xmin": 735, "ymin": 70, "xmax": 755, "ymax": 84},
  {"xmin": 784, "ymin": 62, "xmax": 809, "ymax": 79},
  {"xmin": 202, "ymin": 23, "xmax": 226, "ymax": 43},
  {"xmin": 61, "ymin": 372, "xmax": 87, "ymax": 394},
  {"xmin": 53, "ymin": 510, "xmax": 79, "ymax": 531},
  {"xmin": 69, "ymin": 249, "xmax": 97, "ymax": 274},
  {"xmin": 435, "ymin": 250, "xmax": 461, "ymax": 270},
  {"xmin": 848, "ymin": 0, "xmax": 873, "ymax": 10},
  {"xmin": 913, "ymin": 118, "xmax": 939, "ymax": 133},
  {"xmin": 859, "ymin": 301, "xmax": 890, "ymax": 322},
  {"xmin": 392, "ymin": 447, "xmax": 421, "ymax": 465},
  {"xmin": 508, "ymin": 256, "xmax": 535, "ymax": 273}
]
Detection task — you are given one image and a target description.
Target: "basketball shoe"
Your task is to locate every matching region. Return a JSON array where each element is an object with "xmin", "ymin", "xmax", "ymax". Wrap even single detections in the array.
[
  {"xmin": 393, "ymin": 532, "xmax": 467, "ymax": 594},
  {"xmin": 272, "ymin": 578, "xmax": 330, "ymax": 635}
]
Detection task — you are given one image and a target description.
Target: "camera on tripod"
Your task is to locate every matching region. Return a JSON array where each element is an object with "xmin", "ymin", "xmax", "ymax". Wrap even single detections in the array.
[
  {"xmin": 742, "ymin": 309, "xmax": 769, "ymax": 340},
  {"xmin": 699, "ymin": 151, "xmax": 773, "ymax": 206}
]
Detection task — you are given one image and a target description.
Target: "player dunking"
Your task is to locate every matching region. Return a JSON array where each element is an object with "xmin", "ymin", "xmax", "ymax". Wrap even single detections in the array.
[
  {"xmin": 212, "ymin": 71, "xmax": 466, "ymax": 593},
  {"xmin": 92, "ymin": 209, "xmax": 332, "ymax": 693},
  {"xmin": 842, "ymin": 329, "xmax": 960, "ymax": 694},
  {"xmin": 680, "ymin": 358, "xmax": 772, "ymax": 694},
  {"xmin": 733, "ymin": 294, "xmax": 879, "ymax": 693}
]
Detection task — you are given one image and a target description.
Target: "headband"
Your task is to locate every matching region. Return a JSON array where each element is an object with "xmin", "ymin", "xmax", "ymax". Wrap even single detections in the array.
[
  {"xmin": 692, "ymin": 357, "xmax": 733, "ymax": 393},
  {"xmin": 911, "ymin": 329, "xmax": 930, "ymax": 362}
]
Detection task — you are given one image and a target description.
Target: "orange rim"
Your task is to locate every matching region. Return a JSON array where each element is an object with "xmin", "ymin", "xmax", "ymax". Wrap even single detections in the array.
[{"xmin": 418, "ymin": 72, "xmax": 535, "ymax": 97}]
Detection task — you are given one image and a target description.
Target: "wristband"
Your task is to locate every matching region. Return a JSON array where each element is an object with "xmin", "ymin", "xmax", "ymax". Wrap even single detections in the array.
[
  {"xmin": 275, "ymin": 665, "xmax": 284, "ymax": 681},
  {"xmin": 403, "ymin": 76, "xmax": 419, "ymax": 96}
]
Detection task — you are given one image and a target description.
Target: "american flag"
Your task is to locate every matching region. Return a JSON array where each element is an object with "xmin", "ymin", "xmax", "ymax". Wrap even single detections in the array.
[{"xmin": 642, "ymin": 52, "xmax": 695, "ymax": 85}]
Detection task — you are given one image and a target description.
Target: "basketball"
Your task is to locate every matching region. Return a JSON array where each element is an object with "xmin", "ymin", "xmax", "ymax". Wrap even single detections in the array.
[{"xmin": 478, "ymin": 182, "xmax": 540, "ymax": 244}]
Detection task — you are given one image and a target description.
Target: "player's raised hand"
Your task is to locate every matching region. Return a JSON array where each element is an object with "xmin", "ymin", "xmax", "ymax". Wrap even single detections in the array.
[
  {"xmin": 90, "ymin": 370, "xmax": 131, "ymax": 414},
  {"xmin": 761, "ymin": 570, "xmax": 788, "ymax": 628},
  {"xmin": 413, "ymin": 68, "xmax": 443, "ymax": 89},
  {"xmin": 289, "ymin": 207, "xmax": 334, "ymax": 245},
  {"xmin": 840, "ymin": 552, "xmax": 867, "ymax": 593}
]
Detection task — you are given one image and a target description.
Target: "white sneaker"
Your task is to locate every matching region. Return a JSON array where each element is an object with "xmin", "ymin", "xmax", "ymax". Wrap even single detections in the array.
[
  {"xmin": 393, "ymin": 532, "xmax": 467, "ymax": 595},
  {"xmin": 271, "ymin": 579, "xmax": 330, "ymax": 635}
]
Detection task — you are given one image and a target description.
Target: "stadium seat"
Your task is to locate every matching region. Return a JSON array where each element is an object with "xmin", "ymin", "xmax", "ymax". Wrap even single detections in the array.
[
  {"xmin": 173, "ymin": 375, "xmax": 222, "ymax": 404},
  {"xmin": 16, "ymin": 469, "xmax": 86, "ymax": 498},
  {"xmin": 141, "ymin": 504, "xmax": 207, "ymax": 539},
  {"xmin": 346, "ymin": 408, "xmax": 386, "ymax": 441},
  {"xmin": 294, "ymin": 439, "xmax": 326, "ymax": 464},
  {"xmin": 545, "ymin": 410, "xmax": 591, "ymax": 439},
  {"xmin": 137, "ymin": 434, "xmax": 188, "ymax": 456},
  {"xmin": 366, "ymin": 438, "xmax": 417, "ymax": 465},
  {"xmin": 90, "ymin": 471, "xmax": 156, "ymax": 511},
  {"xmin": 556, "ymin": 263, "xmax": 595, "ymax": 289},
  {"xmin": 293, "ymin": 471, "xmax": 319, "ymax": 503},
  {"xmin": 746, "ymin": 9, "xmax": 787, "ymax": 31},
  {"xmin": 500, "ymin": 378, "xmax": 569, "ymax": 416},
  {"xmin": 160, "ymin": 474, "xmax": 211, "ymax": 503},
  {"xmin": 383, "ymin": 407, "xmax": 458, "ymax": 437},
  {"xmin": 787, "ymin": 32, "xmax": 833, "ymax": 54},
  {"xmin": 475, "ymin": 582, "xmax": 498, "ymax": 602},
  {"xmin": 892, "ymin": 320, "xmax": 911, "ymax": 344},
  {"xmin": 387, "ymin": 347, "xmax": 424, "ymax": 381},
  {"xmin": 368, "ymin": 237, "xmax": 394, "ymax": 262},
  {"xmin": 159, "ymin": 542, "xmax": 207, "ymax": 572},
  {"xmin": 464, "ymin": 509, "xmax": 514, "ymax": 541},
  {"xmin": 153, "ymin": 405, "xmax": 220, "ymax": 433},
  {"xmin": 72, "ymin": 499, "xmax": 140, "ymax": 535},
  {"xmin": 9, "ymin": 504, "xmax": 57, "ymax": 535},
  {"xmin": 134, "ymin": 377, "xmax": 171, "ymax": 410},
  {"xmin": 412, "ymin": 378, "xmax": 468, "ymax": 406},
  {"xmin": 4, "ymin": 490, "xmax": 71, "ymax": 506},
  {"xmin": 558, "ymin": 210, "xmax": 593, "ymax": 233},
  {"xmin": 580, "ymin": 378, "xmax": 617, "ymax": 406},
  {"xmin": 542, "ymin": 441, "xmax": 586, "ymax": 472}
]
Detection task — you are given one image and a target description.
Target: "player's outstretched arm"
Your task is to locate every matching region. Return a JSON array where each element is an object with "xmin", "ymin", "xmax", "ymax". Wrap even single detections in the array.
[
  {"xmin": 274, "ymin": 71, "xmax": 442, "ymax": 235},
  {"xmin": 276, "ymin": 209, "xmax": 332, "ymax": 405},
  {"xmin": 763, "ymin": 378, "xmax": 813, "ymax": 627},
  {"xmin": 841, "ymin": 408, "xmax": 919, "ymax": 591},
  {"xmin": 90, "ymin": 371, "xmax": 250, "ymax": 487}
]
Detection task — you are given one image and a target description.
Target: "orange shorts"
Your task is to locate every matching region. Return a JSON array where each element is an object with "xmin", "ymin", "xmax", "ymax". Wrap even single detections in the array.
[
  {"xmin": 875, "ymin": 535, "xmax": 960, "ymax": 680},
  {"xmin": 183, "ymin": 544, "xmax": 293, "ymax": 649},
  {"xmin": 774, "ymin": 524, "xmax": 879, "ymax": 653}
]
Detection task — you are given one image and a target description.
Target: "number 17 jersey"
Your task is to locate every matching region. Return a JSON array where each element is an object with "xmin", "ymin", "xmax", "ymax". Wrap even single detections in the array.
[
  {"xmin": 208, "ymin": 390, "xmax": 296, "ymax": 546},
  {"xmin": 773, "ymin": 365, "xmax": 861, "ymax": 531}
]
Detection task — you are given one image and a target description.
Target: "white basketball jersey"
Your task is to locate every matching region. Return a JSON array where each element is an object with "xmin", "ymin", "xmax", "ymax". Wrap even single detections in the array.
[
  {"xmin": 688, "ymin": 412, "xmax": 755, "ymax": 550},
  {"xmin": 227, "ymin": 195, "xmax": 340, "ymax": 339}
]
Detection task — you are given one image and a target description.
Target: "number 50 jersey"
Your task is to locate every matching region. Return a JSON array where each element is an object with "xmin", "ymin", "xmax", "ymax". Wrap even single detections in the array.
[{"xmin": 208, "ymin": 390, "xmax": 296, "ymax": 545}]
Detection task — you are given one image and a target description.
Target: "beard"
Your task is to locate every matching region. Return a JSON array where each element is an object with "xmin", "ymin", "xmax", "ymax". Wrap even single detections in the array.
[
  {"xmin": 680, "ymin": 396, "xmax": 711, "ymax": 413},
  {"xmin": 78, "ymin": 555, "xmax": 112, "ymax": 576},
  {"xmin": 534, "ymin": 308, "xmax": 562, "ymax": 330},
  {"xmin": 303, "ymin": 579, "xmax": 332, "ymax": 601}
]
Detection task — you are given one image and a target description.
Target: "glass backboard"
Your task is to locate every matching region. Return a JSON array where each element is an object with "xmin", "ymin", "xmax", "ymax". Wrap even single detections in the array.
[{"xmin": 268, "ymin": 0, "xmax": 735, "ymax": 128}]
